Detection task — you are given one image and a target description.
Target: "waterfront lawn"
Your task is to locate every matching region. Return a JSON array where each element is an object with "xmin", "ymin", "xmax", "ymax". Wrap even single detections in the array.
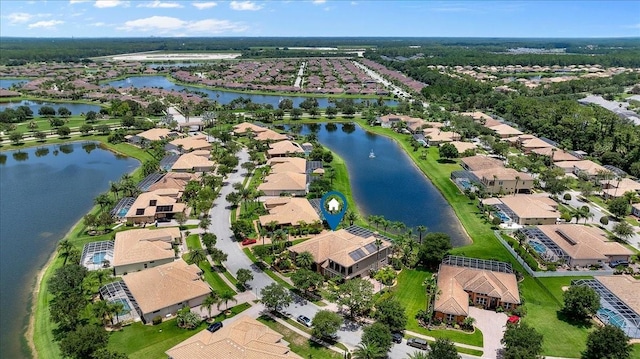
[
  {"xmin": 257, "ymin": 315, "xmax": 342, "ymax": 359},
  {"xmin": 393, "ymin": 269, "xmax": 484, "ymax": 347},
  {"xmin": 14, "ymin": 117, "xmax": 121, "ymax": 134},
  {"xmin": 329, "ymin": 151, "xmax": 359, "ymax": 220}
]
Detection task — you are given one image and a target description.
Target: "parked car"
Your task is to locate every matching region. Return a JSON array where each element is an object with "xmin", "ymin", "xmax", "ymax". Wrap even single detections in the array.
[
  {"xmin": 206, "ymin": 322, "xmax": 223, "ymax": 333},
  {"xmin": 392, "ymin": 332, "xmax": 403, "ymax": 344},
  {"xmin": 407, "ymin": 338, "xmax": 429, "ymax": 350},
  {"xmin": 297, "ymin": 315, "xmax": 312, "ymax": 327},
  {"xmin": 241, "ymin": 238, "xmax": 257, "ymax": 246},
  {"xmin": 611, "ymin": 260, "xmax": 629, "ymax": 267}
]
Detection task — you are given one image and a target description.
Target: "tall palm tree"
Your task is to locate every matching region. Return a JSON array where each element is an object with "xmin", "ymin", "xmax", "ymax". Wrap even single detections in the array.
[
  {"xmin": 109, "ymin": 301, "xmax": 125, "ymax": 325},
  {"xmin": 407, "ymin": 351, "xmax": 429, "ymax": 359},
  {"xmin": 199, "ymin": 215, "xmax": 211, "ymax": 233},
  {"xmin": 374, "ymin": 238, "xmax": 383, "ymax": 271},
  {"xmin": 58, "ymin": 239, "xmax": 73, "ymax": 265},
  {"xmin": 92, "ymin": 300, "xmax": 112, "ymax": 327},
  {"xmin": 352, "ymin": 342, "xmax": 383, "ymax": 359},
  {"xmin": 271, "ymin": 229, "xmax": 287, "ymax": 255},
  {"xmin": 109, "ymin": 181, "xmax": 121, "ymax": 200},
  {"xmin": 217, "ymin": 291, "xmax": 237, "ymax": 311},
  {"xmin": 514, "ymin": 175, "xmax": 520, "ymax": 195},
  {"xmin": 416, "ymin": 225, "xmax": 428, "ymax": 244},
  {"xmin": 202, "ymin": 291, "xmax": 219, "ymax": 319},
  {"xmin": 423, "ymin": 274, "xmax": 441, "ymax": 327}
]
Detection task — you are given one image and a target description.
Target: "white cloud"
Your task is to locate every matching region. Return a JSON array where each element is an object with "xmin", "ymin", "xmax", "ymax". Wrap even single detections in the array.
[
  {"xmin": 91, "ymin": 22, "xmax": 107, "ymax": 26},
  {"xmin": 94, "ymin": 0, "xmax": 128, "ymax": 8},
  {"xmin": 229, "ymin": 1, "xmax": 262, "ymax": 11},
  {"xmin": 4, "ymin": 12, "xmax": 51, "ymax": 25},
  {"xmin": 312, "ymin": 0, "xmax": 326, "ymax": 4},
  {"xmin": 118, "ymin": 16, "xmax": 247, "ymax": 34},
  {"xmin": 137, "ymin": 1, "xmax": 183, "ymax": 8},
  {"xmin": 69, "ymin": 0, "xmax": 90, "ymax": 4},
  {"xmin": 192, "ymin": 2, "xmax": 217, "ymax": 10},
  {"xmin": 28, "ymin": 20, "xmax": 64, "ymax": 29}
]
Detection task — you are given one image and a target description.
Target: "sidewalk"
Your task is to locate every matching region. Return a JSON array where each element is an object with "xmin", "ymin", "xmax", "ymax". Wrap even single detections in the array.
[{"xmin": 265, "ymin": 311, "xmax": 348, "ymax": 356}]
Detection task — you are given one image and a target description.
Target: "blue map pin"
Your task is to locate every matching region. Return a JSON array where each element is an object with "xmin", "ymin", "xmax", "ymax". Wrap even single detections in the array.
[{"xmin": 320, "ymin": 191, "xmax": 348, "ymax": 231}]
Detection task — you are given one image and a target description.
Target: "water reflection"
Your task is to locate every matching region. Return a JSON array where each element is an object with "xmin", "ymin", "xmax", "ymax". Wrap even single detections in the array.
[
  {"xmin": 12, "ymin": 151, "xmax": 28, "ymax": 161},
  {"xmin": 35, "ymin": 147, "xmax": 50, "ymax": 157}
]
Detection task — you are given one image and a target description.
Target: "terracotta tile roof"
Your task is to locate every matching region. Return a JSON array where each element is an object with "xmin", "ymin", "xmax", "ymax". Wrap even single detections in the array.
[
  {"xmin": 267, "ymin": 141, "xmax": 304, "ymax": 157},
  {"xmin": 460, "ymin": 155, "xmax": 504, "ymax": 171},
  {"xmin": 256, "ymin": 130, "xmax": 288, "ymax": 142},
  {"xmin": 113, "ymin": 228, "xmax": 179, "ymax": 267},
  {"xmin": 136, "ymin": 128, "xmax": 173, "ymax": 142},
  {"xmin": 267, "ymin": 157, "xmax": 307, "ymax": 174},
  {"xmin": 259, "ymin": 198, "xmax": 320, "ymax": 227},
  {"xmin": 125, "ymin": 189, "xmax": 186, "ymax": 219},
  {"xmin": 123, "ymin": 260, "xmax": 210, "ymax": 315},
  {"xmin": 488, "ymin": 123, "xmax": 523, "ymax": 137},
  {"xmin": 596, "ymin": 276, "xmax": 640, "ymax": 314},
  {"xmin": 460, "ymin": 111, "xmax": 494, "ymax": 122},
  {"xmin": 559, "ymin": 160, "xmax": 609, "ymax": 176},
  {"xmin": 233, "ymin": 122, "xmax": 268, "ymax": 134},
  {"xmin": 148, "ymin": 172, "xmax": 200, "ymax": 192},
  {"xmin": 166, "ymin": 316, "xmax": 303, "ymax": 359},
  {"xmin": 289, "ymin": 228, "xmax": 391, "ymax": 267},
  {"xmin": 257, "ymin": 172, "xmax": 307, "ymax": 193},
  {"xmin": 171, "ymin": 151, "xmax": 216, "ymax": 172},
  {"xmin": 435, "ymin": 263, "xmax": 520, "ymax": 316},
  {"xmin": 602, "ymin": 178, "xmax": 640, "ymax": 198},
  {"xmin": 472, "ymin": 167, "xmax": 533, "ymax": 182},
  {"xmin": 170, "ymin": 135, "xmax": 212, "ymax": 152},
  {"xmin": 498, "ymin": 195, "xmax": 559, "ymax": 220},
  {"xmin": 536, "ymin": 224, "xmax": 633, "ymax": 261},
  {"xmin": 531, "ymin": 147, "xmax": 580, "ymax": 162},
  {"xmin": 449, "ymin": 141, "xmax": 478, "ymax": 154}
]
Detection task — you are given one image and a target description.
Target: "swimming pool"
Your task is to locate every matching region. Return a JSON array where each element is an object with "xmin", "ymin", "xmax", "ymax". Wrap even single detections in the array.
[
  {"xmin": 117, "ymin": 207, "xmax": 130, "ymax": 217},
  {"xmin": 112, "ymin": 298, "xmax": 131, "ymax": 316},
  {"xmin": 460, "ymin": 180, "xmax": 472, "ymax": 190},
  {"xmin": 598, "ymin": 308, "xmax": 626, "ymax": 329},
  {"xmin": 495, "ymin": 211, "xmax": 511, "ymax": 222},
  {"xmin": 529, "ymin": 241, "xmax": 547, "ymax": 255},
  {"xmin": 92, "ymin": 252, "xmax": 107, "ymax": 264}
]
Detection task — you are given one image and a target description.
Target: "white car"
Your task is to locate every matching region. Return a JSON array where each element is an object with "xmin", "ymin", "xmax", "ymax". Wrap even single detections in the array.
[{"xmin": 297, "ymin": 315, "xmax": 312, "ymax": 327}]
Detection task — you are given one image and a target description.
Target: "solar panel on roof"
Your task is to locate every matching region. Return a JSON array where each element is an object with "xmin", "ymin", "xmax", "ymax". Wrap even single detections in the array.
[
  {"xmin": 364, "ymin": 242, "xmax": 378, "ymax": 254},
  {"xmin": 349, "ymin": 249, "xmax": 367, "ymax": 261},
  {"xmin": 137, "ymin": 172, "xmax": 164, "ymax": 191}
]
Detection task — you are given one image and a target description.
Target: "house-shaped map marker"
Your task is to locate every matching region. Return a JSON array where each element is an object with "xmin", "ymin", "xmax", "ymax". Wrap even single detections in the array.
[{"xmin": 327, "ymin": 198, "xmax": 341, "ymax": 212}]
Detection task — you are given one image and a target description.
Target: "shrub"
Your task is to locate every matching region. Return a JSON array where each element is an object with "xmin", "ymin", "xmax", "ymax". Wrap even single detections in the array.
[
  {"xmin": 599, "ymin": 216, "xmax": 609, "ymax": 225},
  {"xmin": 496, "ymin": 306, "xmax": 504, "ymax": 313},
  {"xmin": 563, "ymin": 193, "xmax": 572, "ymax": 201},
  {"xmin": 510, "ymin": 305, "xmax": 527, "ymax": 317},
  {"xmin": 152, "ymin": 316, "xmax": 162, "ymax": 325}
]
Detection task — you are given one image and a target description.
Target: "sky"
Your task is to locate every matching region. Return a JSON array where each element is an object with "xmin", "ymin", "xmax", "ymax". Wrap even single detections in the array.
[{"xmin": 1, "ymin": 0, "xmax": 639, "ymax": 38}]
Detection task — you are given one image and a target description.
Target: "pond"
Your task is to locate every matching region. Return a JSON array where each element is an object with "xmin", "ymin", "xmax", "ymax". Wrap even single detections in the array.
[
  {"xmin": 0, "ymin": 78, "xmax": 29, "ymax": 89},
  {"xmin": 292, "ymin": 123, "xmax": 469, "ymax": 247},
  {"xmin": 0, "ymin": 142, "xmax": 139, "ymax": 359},
  {"xmin": 0, "ymin": 100, "xmax": 102, "ymax": 116},
  {"xmin": 106, "ymin": 76, "xmax": 398, "ymax": 108}
]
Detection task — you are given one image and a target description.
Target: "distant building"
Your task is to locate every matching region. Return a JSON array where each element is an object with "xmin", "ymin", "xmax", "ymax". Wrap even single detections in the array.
[{"xmin": 112, "ymin": 228, "xmax": 180, "ymax": 275}]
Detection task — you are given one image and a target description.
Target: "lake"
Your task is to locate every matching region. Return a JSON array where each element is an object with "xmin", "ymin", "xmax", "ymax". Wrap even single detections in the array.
[
  {"xmin": 295, "ymin": 123, "xmax": 469, "ymax": 247},
  {"xmin": 0, "ymin": 100, "xmax": 102, "ymax": 116},
  {"xmin": 0, "ymin": 79, "xmax": 29, "ymax": 89},
  {"xmin": 106, "ymin": 76, "xmax": 398, "ymax": 108},
  {"xmin": 0, "ymin": 142, "xmax": 139, "ymax": 359}
]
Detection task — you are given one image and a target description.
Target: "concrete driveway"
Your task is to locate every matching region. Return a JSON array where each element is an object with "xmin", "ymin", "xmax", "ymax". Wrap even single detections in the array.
[{"xmin": 469, "ymin": 307, "xmax": 508, "ymax": 359}]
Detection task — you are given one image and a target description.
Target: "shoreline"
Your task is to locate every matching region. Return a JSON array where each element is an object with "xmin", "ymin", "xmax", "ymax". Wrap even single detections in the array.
[{"xmin": 24, "ymin": 140, "xmax": 145, "ymax": 359}]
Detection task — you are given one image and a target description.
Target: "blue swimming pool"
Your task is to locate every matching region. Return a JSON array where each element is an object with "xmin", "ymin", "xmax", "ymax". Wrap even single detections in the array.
[
  {"xmin": 92, "ymin": 252, "xmax": 107, "ymax": 264},
  {"xmin": 495, "ymin": 211, "xmax": 510, "ymax": 222},
  {"xmin": 460, "ymin": 180, "xmax": 472, "ymax": 190},
  {"xmin": 112, "ymin": 298, "xmax": 131, "ymax": 316},
  {"xmin": 598, "ymin": 308, "xmax": 626, "ymax": 329},
  {"xmin": 117, "ymin": 207, "xmax": 130, "ymax": 217},
  {"xmin": 529, "ymin": 241, "xmax": 547, "ymax": 254}
]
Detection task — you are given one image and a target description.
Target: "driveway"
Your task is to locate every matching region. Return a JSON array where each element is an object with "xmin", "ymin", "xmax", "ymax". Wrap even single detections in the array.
[{"xmin": 469, "ymin": 307, "xmax": 508, "ymax": 359}]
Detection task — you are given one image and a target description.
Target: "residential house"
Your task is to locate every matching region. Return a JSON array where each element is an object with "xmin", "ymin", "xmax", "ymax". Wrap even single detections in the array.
[
  {"xmin": 601, "ymin": 178, "xmax": 640, "ymax": 199},
  {"xmin": 267, "ymin": 140, "xmax": 305, "ymax": 158},
  {"xmin": 449, "ymin": 141, "xmax": 478, "ymax": 155},
  {"xmin": 460, "ymin": 155, "xmax": 504, "ymax": 172},
  {"xmin": 460, "ymin": 111, "xmax": 494, "ymax": 123},
  {"xmin": 268, "ymin": 157, "xmax": 307, "ymax": 174},
  {"xmin": 487, "ymin": 123, "xmax": 523, "ymax": 138},
  {"xmin": 168, "ymin": 135, "xmax": 212, "ymax": 153},
  {"xmin": 233, "ymin": 122, "xmax": 268, "ymax": 135},
  {"xmin": 633, "ymin": 203, "xmax": 640, "ymax": 217},
  {"xmin": 147, "ymin": 172, "xmax": 200, "ymax": 193},
  {"xmin": 255, "ymin": 129, "xmax": 289, "ymax": 142},
  {"xmin": 490, "ymin": 195, "xmax": 559, "ymax": 225},
  {"xmin": 121, "ymin": 259, "xmax": 211, "ymax": 323},
  {"xmin": 555, "ymin": 160, "xmax": 610, "ymax": 179},
  {"xmin": 166, "ymin": 315, "xmax": 304, "ymax": 359},
  {"xmin": 434, "ymin": 256, "xmax": 520, "ymax": 324},
  {"xmin": 257, "ymin": 172, "xmax": 307, "ymax": 197},
  {"xmin": 259, "ymin": 197, "xmax": 320, "ymax": 228},
  {"xmin": 531, "ymin": 147, "xmax": 580, "ymax": 162},
  {"xmin": 424, "ymin": 128, "xmax": 459, "ymax": 145},
  {"xmin": 471, "ymin": 167, "xmax": 534, "ymax": 195},
  {"xmin": 125, "ymin": 189, "xmax": 186, "ymax": 224},
  {"xmin": 132, "ymin": 128, "xmax": 176, "ymax": 143},
  {"xmin": 171, "ymin": 150, "xmax": 216, "ymax": 172},
  {"xmin": 522, "ymin": 224, "xmax": 633, "ymax": 267},
  {"xmin": 113, "ymin": 228, "xmax": 180, "ymax": 275},
  {"xmin": 288, "ymin": 226, "xmax": 392, "ymax": 279}
]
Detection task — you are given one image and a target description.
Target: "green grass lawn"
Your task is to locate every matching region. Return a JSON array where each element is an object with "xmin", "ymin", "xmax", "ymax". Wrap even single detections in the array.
[
  {"xmin": 185, "ymin": 234, "xmax": 201, "ymax": 250},
  {"xmin": 257, "ymin": 315, "xmax": 342, "ymax": 359},
  {"xmin": 199, "ymin": 262, "xmax": 235, "ymax": 294},
  {"xmin": 392, "ymin": 269, "xmax": 484, "ymax": 347},
  {"xmin": 632, "ymin": 344, "xmax": 640, "ymax": 359}
]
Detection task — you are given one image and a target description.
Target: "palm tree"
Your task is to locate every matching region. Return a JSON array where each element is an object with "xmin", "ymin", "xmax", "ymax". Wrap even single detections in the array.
[
  {"xmin": 199, "ymin": 215, "xmax": 211, "ymax": 233},
  {"xmin": 93, "ymin": 300, "xmax": 112, "ymax": 326},
  {"xmin": 391, "ymin": 221, "xmax": 406, "ymax": 235},
  {"xmin": 423, "ymin": 274, "xmax": 440, "ymax": 327},
  {"xmin": 514, "ymin": 175, "xmax": 520, "ymax": 195},
  {"xmin": 94, "ymin": 193, "xmax": 113, "ymax": 209},
  {"xmin": 352, "ymin": 342, "xmax": 383, "ymax": 359},
  {"xmin": 416, "ymin": 225, "xmax": 428, "ymax": 244},
  {"xmin": 271, "ymin": 229, "xmax": 287, "ymax": 255},
  {"xmin": 295, "ymin": 251, "xmax": 314, "ymax": 270},
  {"xmin": 217, "ymin": 291, "xmax": 237, "ymax": 311},
  {"xmin": 109, "ymin": 301, "xmax": 125, "ymax": 325},
  {"xmin": 381, "ymin": 219, "xmax": 391, "ymax": 233},
  {"xmin": 58, "ymin": 239, "xmax": 73, "ymax": 265},
  {"xmin": 190, "ymin": 249, "xmax": 207, "ymax": 265},
  {"xmin": 326, "ymin": 168, "xmax": 337, "ymax": 186},
  {"xmin": 345, "ymin": 210, "xmax": 358, "ymax": 226},
  {"xmin": 374, "ymin": 238, "xmax": 383, "ymax": 271},
  {"xmin": 202, "ymin": 291, "xmax": 219, "ymax": 319},
  {"xmin": 407, "ymin": 352, "xmax": 429, "ymax": 359},
  {"xmin": 109, "ymin": 181, "xmax": 121, "ymax": 200}
]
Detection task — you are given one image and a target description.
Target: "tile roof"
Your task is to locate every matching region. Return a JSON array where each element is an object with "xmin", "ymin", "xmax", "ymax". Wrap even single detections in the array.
[
  {"xmin": 233, "ymin": 122, "xmax": 268, "ymax": 134},
  {"xmin": 531, "ymin": 147, "xmax": 580, "ymax": 162},
  {"xmin": 498, "ymin": 195, "xmax": 560, "ymax": 220},
  {"xmin": 125, "ymin": 189, "xmax": 186, "ymax": 219},
  {"xmin": 267, "ymin": 141, "xmax": 304, "ymax": 157},
  {"xmin": 472, "ymin": 167, "xmax": 534, "ymax": 182},
  {"xmin": 536, "ymin": 224, "xmax": 633, "ymax": 261},
  {"xmin": 257, "ymin": 172, "xmax": 307, "ymax": 193},
  {"xmin": 169, "ymin": 135, "xmax": 212, "ymax": 152},
  {"xmin": 267, "ymin": 157, "xmax": 307, "ymax": 174},
  {"xmin": 147, "ymin": 172, "xmax": 200, "ymax": 192},
  {"xmin": 596, "ymin": 276, "xmax": 640, "ymax": 314},
  {"xmin": 460, "ymin": 155, "xmax": 504, "ymax": 171},
  {"xmin": 113, "ymin": 228, "xmax": 179, "ymax": 267},
  {"xmin": 256, "ymin": 130, "xmax": 288, "ymax": 142},
  {"xmin": 488, "ymin": 123, "xmax": 523, "ymax": 137},
  {"xmin": 136, "ymin": 128, "xmax": 173, "ymax": 142},
  {"xmin": 122, "ymin": 260, "xmax": 210, "ymax": 315},
  {"xmin": 259, "ymin": 198, "xmax": 320, "ymax": 227},
  {"xmin": 171, "ymin": 151, "xmax": 216, "ymax": 172},
  {"xmin": 166, "ymin": 316, "xmax": 303, "ymax": 359}
]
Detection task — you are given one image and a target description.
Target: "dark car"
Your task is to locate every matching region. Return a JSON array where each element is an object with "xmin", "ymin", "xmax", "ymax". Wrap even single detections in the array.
[
  {"xmin": 297, "ymin": 315, "xmax": 312, "ymax": 327},
  {"xmin": 407, "ymin": 337, "xmax": 429, "ymax": 350},
  {"xmin": 611, "ymin": 260, "xmax": 629, "ymax": 267},
  {"xmin": 206, "ymin": 322, "xmax": 223, "ymax": 333},
  {"xmin": 392, "ymin": 332, "xmax": 403, "ymax": 344}
]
